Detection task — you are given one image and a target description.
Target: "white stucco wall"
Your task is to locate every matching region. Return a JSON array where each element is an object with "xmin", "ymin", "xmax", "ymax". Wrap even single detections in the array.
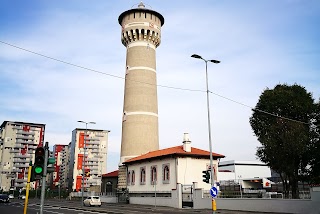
[
  {"xmin": 177, "ymin": 157, "xmax": 219, "ymax": 190},
  {"xmin": 127, "ymin": 157, "xmax": 177, "ymax": 192},
  {"xmin": 127, "ymin": 156, "xmax": 221, "ymax": 192}
]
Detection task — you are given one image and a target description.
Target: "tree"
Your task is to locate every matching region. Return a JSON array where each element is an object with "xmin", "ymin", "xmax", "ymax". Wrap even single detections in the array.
[
  {"xmin": 305, "ymin": 101, "xmax": 320, "ymax": 184},
  {"xmin": 249, "ymin": 84, "xmax": 315, "ymax": 199}
]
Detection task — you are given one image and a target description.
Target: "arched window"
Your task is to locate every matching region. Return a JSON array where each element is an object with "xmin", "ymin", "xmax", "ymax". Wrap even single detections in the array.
[
  {"xmin": 127, "ymin": 171, "xmax": 131, "ymax": 186},
  {"xmin": 140, "ymin": 167, "xmax": 146, "ymax": 185},
  {"xmin": 131, "ymin": 170, "xmax": 135, "ymax": 185},
  {"xmin": 162, "ymin": 164, "xmax": 170, "ymax": 184},
  {"xmin": 151, "ymin": 166, "xmax": 157, "ymax": 185}
]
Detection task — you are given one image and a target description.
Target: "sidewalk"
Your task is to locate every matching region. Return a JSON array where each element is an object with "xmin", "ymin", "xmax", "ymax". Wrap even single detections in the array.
[{"xmin": 30, "ymin": 199, "xmax": 285, "ymax": 214}]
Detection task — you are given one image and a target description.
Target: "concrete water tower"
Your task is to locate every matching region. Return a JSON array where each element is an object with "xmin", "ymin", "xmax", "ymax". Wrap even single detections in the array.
[{"xmin": 118, "ymin": 2, "xmax": 165, "ymax": 165}]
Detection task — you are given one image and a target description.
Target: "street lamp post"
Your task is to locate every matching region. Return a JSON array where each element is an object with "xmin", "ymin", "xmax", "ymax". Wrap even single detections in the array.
[
  {"xmin": 192, "ymin": 54, "xmax": 220, "ymax": 213},
  {"xmin": 77, "ymin": 120, "xmax": 96, "ymax": 207},
  {"xmin": 191, "ymin": 54, "xmax": 220, "ymax": 187}
]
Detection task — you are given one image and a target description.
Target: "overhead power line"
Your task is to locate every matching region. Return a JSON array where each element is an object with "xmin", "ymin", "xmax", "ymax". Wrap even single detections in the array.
[
  {"xmin": 0, "ymin": 40, "xmax": 310, "ymax": 125},
  {"xmin": 209, "ymin": 91, "xmax": 309, "ymax": 125}
]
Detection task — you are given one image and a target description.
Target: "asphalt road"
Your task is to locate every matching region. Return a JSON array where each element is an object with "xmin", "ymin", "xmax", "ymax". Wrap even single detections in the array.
[{"xmin": 0, "ymin": 199, "xmax": 284, "ymax": 214}]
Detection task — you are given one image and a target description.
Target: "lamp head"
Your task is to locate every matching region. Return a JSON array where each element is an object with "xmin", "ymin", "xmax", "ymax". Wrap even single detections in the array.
[
  {"xmin": 209, "ymin": 59, "xmax": 220, "ymax": 64},
  {"xmin": 191, "ymin": 54, "xmax": 202, "ymax": 59}
]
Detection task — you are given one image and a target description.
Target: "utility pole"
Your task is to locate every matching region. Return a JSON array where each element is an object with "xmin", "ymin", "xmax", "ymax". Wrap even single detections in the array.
[{"xmin": 40, "ymin": 142, "xmax": 49, "ymax": 214}]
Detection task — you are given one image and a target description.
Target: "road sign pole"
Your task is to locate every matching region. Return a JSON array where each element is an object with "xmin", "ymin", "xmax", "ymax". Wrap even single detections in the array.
[
  {"xmin": 210, "ymin": 186, "xmax": 218, "ymax": 214},
  {"xmin": 23, "ymin": 162, "xmax": 32, "ymax": 214},
  {"xmin": 40, "ymin": 142, "xmax": 49, "ymax": 214}
]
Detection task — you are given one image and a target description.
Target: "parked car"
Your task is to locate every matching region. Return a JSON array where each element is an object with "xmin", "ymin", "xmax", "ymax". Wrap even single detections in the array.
[
  {"xmin": 8, "ymin": 194, "xmax": 14, "ymax": 199},
  {"xmin": 0, "ymin": 194, "xmax": 10, "ymax": 203},
  {"xmin": 18, "ymin": 195, "xmax": 26, "ymax": 200},
  {"xmin": 83, "ymin": 196, "xmax": 101, "ymax": 207}
]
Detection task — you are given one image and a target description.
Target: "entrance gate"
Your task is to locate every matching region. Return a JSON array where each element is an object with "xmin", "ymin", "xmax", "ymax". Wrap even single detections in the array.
[
  {"xmin": 182, "ymin": 184, "xmax": 193, "ymax": 208},
  {"xmin": 117, "ymin": 188, "xmax": 129, "ymax": 204}
]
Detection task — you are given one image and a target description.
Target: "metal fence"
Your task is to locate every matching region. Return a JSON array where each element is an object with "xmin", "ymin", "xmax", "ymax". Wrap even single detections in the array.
[{"xmin": 202, "ymin": 189, "xmax": 310, "ymax": 199}]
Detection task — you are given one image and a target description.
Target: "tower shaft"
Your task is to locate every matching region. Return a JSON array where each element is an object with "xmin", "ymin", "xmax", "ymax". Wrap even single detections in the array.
[{"xmin": 118, "ymin": 3, "xmax": 164, "ymax": 164}]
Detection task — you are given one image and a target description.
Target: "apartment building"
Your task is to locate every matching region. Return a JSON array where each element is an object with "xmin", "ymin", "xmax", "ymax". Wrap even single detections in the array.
[
  {"xmin": 0, "ymin": 121, "xmax": 45, "ymax": 191},
  {"xmin": 52, "ymin": 144, "xmax": 68, "ymax": 188},
  {"xmin": 59, "ymin": 143, "xmax": 70, "ymax": 189},
  {"xmin": 68, "ymin": 128, "xmax": 109, "ymax": 192}
]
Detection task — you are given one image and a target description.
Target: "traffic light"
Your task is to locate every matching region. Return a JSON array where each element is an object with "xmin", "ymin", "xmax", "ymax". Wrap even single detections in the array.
[
  {"xmin": 33, "ymin": 147, "xmax": 45, "ymax": 180},
  {"xmin": 46, "ymin": 156, "xmax": 55, "ymax": 174},
  {"xmin": 202, "ymin": 170, "xmax": 210, "ymax": 183}
]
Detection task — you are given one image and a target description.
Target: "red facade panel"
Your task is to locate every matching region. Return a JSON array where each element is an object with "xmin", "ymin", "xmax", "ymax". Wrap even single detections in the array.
[
  {"xmin": 79, "ymin": 133, "xmax": 84, "ymax": 148},
  {"xmin": 76, "ymin": 176, "xmax": 82, "ymax": 191},
  {"xmin": 77, "ymin": 154, "xmax": 83, "ymax": 170}
]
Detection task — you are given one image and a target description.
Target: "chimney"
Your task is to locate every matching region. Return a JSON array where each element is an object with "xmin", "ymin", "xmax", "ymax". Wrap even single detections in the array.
[{"xmin": 182, "ymin": 133, "xmax": 191, "ymax": 152}]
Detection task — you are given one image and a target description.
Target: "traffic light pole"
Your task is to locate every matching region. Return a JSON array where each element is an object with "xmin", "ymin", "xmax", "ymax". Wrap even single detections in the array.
[
  {"xmin": 40, "ymin": 142, "xmax": 49, "ymax": 214},
  {"xmin": 23, "ymin": 162, "xmax": 32, "ymax": 214}
]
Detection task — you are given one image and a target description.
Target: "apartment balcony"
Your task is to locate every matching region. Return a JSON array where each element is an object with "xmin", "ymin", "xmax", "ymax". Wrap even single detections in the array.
[
  {"xmin": 13, "ymin": 154, "xmax": 31, "ymax": 158},
  {"xmin": 90, "ymin": 150, "xmax": 100, "ymax": 153},
  {"xmin": 86, "ymin": 180, "xmax": 96, "ymax": 184},
  {"xmin": 16, "ymin": 134, "xmax": 35, "ymax": 140},
  {"xmin": 28, "ymin": 145, "xmax": 37, "ymax": 150},
  {"xmin": 16, "ymin": 178, "xmax": 27, "ymax": 183},
  {"xmin": 85, "ymin": 144, "xmax": 99, "ymax": 149},
  {"xmin": 16, "ymin": 130, "xmax": 35, "ymax": 135},
  {"xmin": 90, "ymin": 170, "xmax": 99, "ymax": 174},
  {"xmin": 13, "ymin": 154, "xmax": 24, "ymax": 158},
  {"xmin": 10, "ymin": 149, "xmax": 20, "ymax": 153},
  {"xmin": 86, "ymin": 141, "xmax": 100, "ymax": 145},
  {"xmin": 6, "ymin": 174, "xmax": 15, "ymax": 178},
  {"xmin": 85, "ymin": 162, "xmax": 98, "ymax": 166},
  {"xmin": 88, "ymin": 166, "xmax": 98, "ymax": 170},
  {"xmin": 12, "ymin": 168, "xmax": 22, "ymax": 173},
  {"xmin": 14, "ymin": 183, "xmax": 26, "ymax": 188},
  {"xmin": 13, "ymin": 158, "xmax": 29, "ymax": 163},
  {"xmin": 95, "ymin": 134, "xmax": 104, "ymax": 137},
  {"xmin": 14, "ymin": 163, "xmax": 29, "ymax": 168},
  {"xmin": 85, "ymin": 136, "xmax": 98, "ymax": 141},
  {"xmin": 27, "ymin": 150, "xmax": 35, "ymax": 155},
  {"xmin": 14, "ymin": 144, "xmax": 25, "ymax": 149},
  {"xmin": 17, "ymin": 139, "xmax": 37, "ymax": 145}
]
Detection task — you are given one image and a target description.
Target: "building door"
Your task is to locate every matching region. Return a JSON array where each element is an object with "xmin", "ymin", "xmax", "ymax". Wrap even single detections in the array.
[{"xmin": 182, "ymin": 184, "xmax": 193, "ymax": 208}]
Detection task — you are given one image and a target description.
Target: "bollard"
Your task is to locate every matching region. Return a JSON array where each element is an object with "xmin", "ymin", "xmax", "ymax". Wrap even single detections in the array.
[{"xmin": 212, "ymin": 198, "xmax": 217, "ymax": 211}]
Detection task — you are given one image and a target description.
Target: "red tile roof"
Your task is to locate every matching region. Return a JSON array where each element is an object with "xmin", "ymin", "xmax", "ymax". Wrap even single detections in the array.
[
  {"xmin": 123, "ymin": 145, "xmax": 225, "ymax": 164},
  {"xmin": 102, "ymin": 170, "xmax": 118, "ymax": 178}
]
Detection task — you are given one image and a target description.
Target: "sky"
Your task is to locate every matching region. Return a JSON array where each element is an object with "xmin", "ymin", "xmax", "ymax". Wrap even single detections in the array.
[{"xmin": 1, "ymin": 0, "xmax": 319, "ymax": 173}]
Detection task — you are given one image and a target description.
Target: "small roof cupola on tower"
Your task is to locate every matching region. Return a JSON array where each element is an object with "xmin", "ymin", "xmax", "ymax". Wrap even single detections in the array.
[{"xmin": 182, "ymin": 133, "xmax": 191, "ymax": 152}]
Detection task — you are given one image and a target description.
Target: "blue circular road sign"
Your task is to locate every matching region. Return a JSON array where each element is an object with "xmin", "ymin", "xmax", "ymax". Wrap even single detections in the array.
[{"xmin": 210, "ymin": 186, "xmax": 218, "ymax": 198}]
